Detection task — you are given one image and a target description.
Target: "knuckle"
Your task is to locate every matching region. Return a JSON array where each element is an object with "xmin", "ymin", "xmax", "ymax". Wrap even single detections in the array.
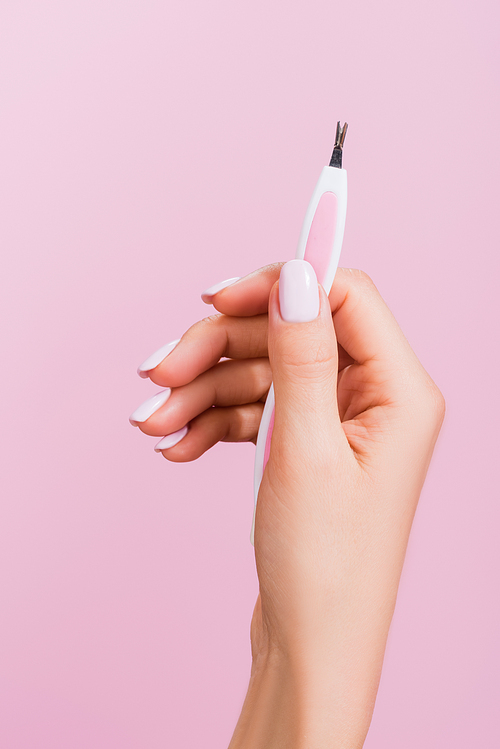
[
  {"xmin": 428, "ymin": 382, "xmax": 446, "ymax": 424},
  {"xmin": 256, "ymin": 361, "xmax": 272, "ymax": 392},
  {"xmin": 267, "ymin": 261, "xmax": 286, "ymax": 275},
  {"xmin": 186, "ymin": 312, "xmax": 226, "ymax": 354},
  {"xmin": 413, "ymin": 377, "xmax": 446, "ymax": 428},
  {"xmin": 198, "ymin": 312, "xmax": 224, "ymax": 329},
  {"xmin": 342, "ymin": 267, "xmax": 374, "ymax": 286},
  {"xmin": 337, "ymin": 268, "xmax": 379, "ymax": 309},
  {"xmin": 279, "ymin": 339, "xmax": 336, "ymax": 380},
  {"xmin": 187, "ymin": 313, "xmax": 222, "ymax": 337},
  {"xmin": 237, "ymin": 404, "xmax": 263, "ymax": 441},
  {"xmin": 351, "ymin": 268, "xmax": 376, "ymax": 293}
]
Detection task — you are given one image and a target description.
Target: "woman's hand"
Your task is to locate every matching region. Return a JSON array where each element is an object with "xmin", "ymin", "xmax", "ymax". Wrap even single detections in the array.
[{"xmin": 130, "ymin": 262, "xmax": 445, "ymax": 748}]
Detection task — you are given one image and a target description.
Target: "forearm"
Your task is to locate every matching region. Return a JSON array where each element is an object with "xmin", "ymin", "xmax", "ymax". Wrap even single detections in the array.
[{"xmin": 229, "ymin": 579, "xmax": 400, "ymax": 749}]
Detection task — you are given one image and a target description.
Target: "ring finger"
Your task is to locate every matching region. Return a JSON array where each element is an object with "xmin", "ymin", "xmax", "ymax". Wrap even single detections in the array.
[{"xmin": 156, "ymin": 402, "xmax": 265, "ymax": 462}]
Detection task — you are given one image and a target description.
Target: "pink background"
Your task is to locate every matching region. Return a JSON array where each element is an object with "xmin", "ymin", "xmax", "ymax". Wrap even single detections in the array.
[{"xmin": 1, "ymin": 0, "xmax": 498, "ymax": 745}]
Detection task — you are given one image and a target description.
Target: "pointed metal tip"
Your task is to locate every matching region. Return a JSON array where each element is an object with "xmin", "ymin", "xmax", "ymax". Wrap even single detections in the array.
[
  {"xmin": 329, "ymin": 121, "xmax": 348, "ymax": 168},
  {"xmin": 335, "ymin": 122, "xmax": 348, "ymax": 148}
]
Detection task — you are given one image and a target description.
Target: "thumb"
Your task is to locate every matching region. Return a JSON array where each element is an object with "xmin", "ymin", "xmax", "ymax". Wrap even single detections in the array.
[{"xmin": 268, "ymin": 260, "xmax": 344, "ymax": 462}]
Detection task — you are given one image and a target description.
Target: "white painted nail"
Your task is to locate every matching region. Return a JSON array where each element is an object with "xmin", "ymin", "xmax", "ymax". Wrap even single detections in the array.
[
  {"xmin": 201, "ymin": 277, "xmax": 240, "ymax": 303},
  {"xmin": 137, "ymin": 339, "xmax": 181, "ymax": 378},
  {"xmin": 129, "ymin": 389, "xmax": 172, "ymax": 426},
  {"xmin": 279, "ymin": 260, "xmax": 319, "ymax": 323},
  {"xmin": 154, "ymin": 425, "xmax": 189, "ymax": 452}
]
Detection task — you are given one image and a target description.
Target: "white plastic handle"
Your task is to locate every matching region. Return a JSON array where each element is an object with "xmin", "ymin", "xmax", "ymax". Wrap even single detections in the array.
[{"xmin": 251, "ymin": 166, "xmax": 347, "ymax": 545}]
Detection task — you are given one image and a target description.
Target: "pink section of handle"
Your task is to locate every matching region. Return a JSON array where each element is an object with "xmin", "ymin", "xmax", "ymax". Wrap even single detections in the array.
[
  {"xmin": 263, "ymin": 407, "xmax": 275, "ymax": 472},
  {"xmin": 303, "ymin": 191, "xmax": 337, "ymax": 285}
]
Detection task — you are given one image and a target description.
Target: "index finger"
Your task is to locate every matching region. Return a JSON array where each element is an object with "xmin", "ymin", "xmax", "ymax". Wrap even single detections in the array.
[
  {"xmin": 211, "ymin": 264, "xmax": 416, "ymax": 368},
  {"xmin": 145, "ymin": 313, "xmax": 269, "ymax": 388}
]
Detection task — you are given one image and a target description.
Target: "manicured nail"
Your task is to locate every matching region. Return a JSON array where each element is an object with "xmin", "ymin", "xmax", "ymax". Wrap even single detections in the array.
[
  {"xmin": 137, "ymin": 339, "xmax": 181, "ymax": 378},
  {"xmin": 154, "ymin": 425, "xmax": 189, "ymax": 452},
  {"xmin": 279, "ymin": 260, "xmax": 319, "ymax": 323},
  {"xmin": 201, "ymin": 277, "xmax": 240, "ymax": 303},
  {"xmin": 129, "ymin": 389, "xmax": 172, "ymax": 426}
]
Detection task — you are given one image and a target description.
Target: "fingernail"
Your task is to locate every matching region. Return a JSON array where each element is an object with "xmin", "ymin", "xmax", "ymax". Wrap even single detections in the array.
[
  {"xmin": 279, "ymin": 260, "xmax": 319, "ymax": 323},
  {"xmin": 137, "ymin": 339, "xmax": 181, "ymax": 378},
  {"xmin": 129, "ymin": 389, "xmax": 172, "ymax": 426},
  {"xmin": 154, "ymin": 425, "xmax": 189, "ymax": 452},
  {"xmin": 201, "ymin": 277, "xmax": 240, "ymax": 303}
]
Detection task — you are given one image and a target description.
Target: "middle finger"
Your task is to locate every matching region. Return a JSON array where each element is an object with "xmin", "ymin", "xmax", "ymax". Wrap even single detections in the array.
[{"xmin": 132, "ymin": 357, "xmax": 271, "ymax": 437}]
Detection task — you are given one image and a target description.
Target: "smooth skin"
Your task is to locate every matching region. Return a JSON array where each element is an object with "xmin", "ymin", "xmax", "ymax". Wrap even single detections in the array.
[{"xmin": 132, "ymin": 264, "xmax": 445, "ymax": 748}]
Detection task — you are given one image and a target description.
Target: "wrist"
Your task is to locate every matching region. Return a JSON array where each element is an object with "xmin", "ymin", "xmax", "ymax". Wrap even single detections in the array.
[{"xmin": 229, "ymin": 643, "xmax": 374, "ymax": 749}]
